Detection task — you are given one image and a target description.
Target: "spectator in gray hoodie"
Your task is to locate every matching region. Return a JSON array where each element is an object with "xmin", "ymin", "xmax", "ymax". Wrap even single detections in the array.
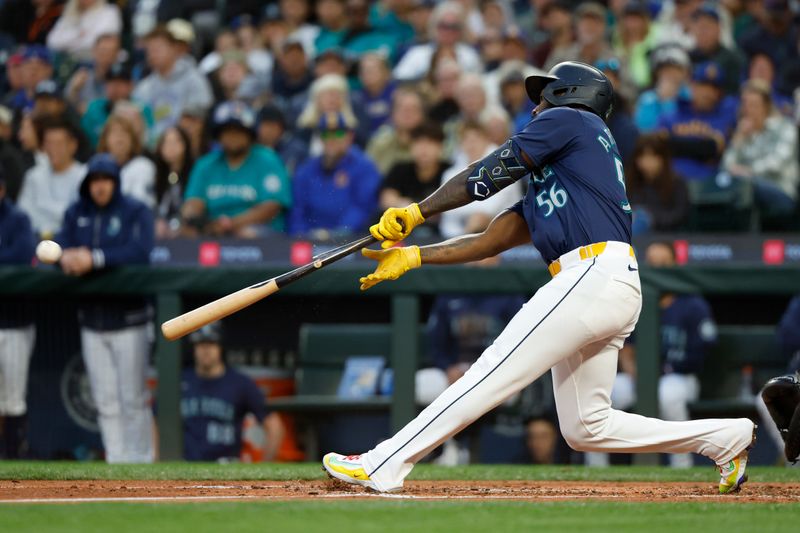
[{"xmin": 133, "ymin": 26, "xmax": 213, "ymax": 141}]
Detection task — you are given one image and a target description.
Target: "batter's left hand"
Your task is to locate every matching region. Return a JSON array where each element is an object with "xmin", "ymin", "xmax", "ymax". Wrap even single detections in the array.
[{"xmin": 359, "ymin": 246, "xmax": 421, "ymax": 290}]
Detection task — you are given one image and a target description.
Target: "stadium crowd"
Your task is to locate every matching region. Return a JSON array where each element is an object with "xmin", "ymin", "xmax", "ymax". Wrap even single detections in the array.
[
  {"xmin": 0, "ymin": 0, "xmax": 798, "ymax": 243},
  {"xmin": 2, "ymin": 0, "xmax": 800, "ymax": 464}
]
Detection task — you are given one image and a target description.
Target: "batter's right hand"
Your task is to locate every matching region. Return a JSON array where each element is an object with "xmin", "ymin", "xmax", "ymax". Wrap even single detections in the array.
[
  {"xmin": 369, "ymin": 203, "xmax": 425, "ymax": 249},
  {"xmin": 359, "ymin": 246, "xmax": 421, "ymax": 290}
]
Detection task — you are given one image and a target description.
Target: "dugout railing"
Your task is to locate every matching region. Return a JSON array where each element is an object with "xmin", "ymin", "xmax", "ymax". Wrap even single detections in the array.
[{"xmin": 1, "ymin": 264, "xmax": 799, "ymax": 464}]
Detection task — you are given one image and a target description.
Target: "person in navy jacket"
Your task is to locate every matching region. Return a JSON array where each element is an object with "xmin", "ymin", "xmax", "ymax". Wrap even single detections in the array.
[
  {"xmin": 56, "ymin": 153, "xmax": 155, "ymax": 464},
  {"xmin": 289, "ymin": 112, "xmax": 381, "ymax": 237},
  {"xmin": 0, "ymin": 173, "xmax": 36, "ymax": 458}
]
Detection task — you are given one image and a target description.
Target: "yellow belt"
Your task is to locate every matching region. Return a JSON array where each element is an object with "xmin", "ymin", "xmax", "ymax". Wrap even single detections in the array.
[{"xmin": 548, "ymin": 242, "xmax": 635, "ymax": 277}]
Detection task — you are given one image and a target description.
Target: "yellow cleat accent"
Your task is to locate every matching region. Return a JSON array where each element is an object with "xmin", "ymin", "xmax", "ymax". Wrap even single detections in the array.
[{"xmin": 322, "ymin": 453, "xmax": 379, "ymax": 491}]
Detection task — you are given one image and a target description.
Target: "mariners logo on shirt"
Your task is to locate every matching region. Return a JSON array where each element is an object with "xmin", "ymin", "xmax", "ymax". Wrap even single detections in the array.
[
  {"xmin": 264, "ymin": 174, "xmax": 282, "ymax": 194},
  {"xmin": 108, "ymin": 216, "xmax": 121, "ymax": 236},
  {"xmin": 334, "ymin": 172, "xmax": 349, "ymax": 188}
]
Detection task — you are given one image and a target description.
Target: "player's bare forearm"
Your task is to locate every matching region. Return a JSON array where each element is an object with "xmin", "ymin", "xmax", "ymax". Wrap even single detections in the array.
[
  {"xmin": 420, "ymin": 210, "xmax": 529, "ymax": 265},
  {"xmin": 417, "ymin": 162, "xmax": 477, "ymax": 218}
]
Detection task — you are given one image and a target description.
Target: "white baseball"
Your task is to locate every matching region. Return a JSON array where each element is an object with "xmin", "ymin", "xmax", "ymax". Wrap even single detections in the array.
[{"xmin": 36, "ymin": 240, "xmax": 62, "ymax": 264}]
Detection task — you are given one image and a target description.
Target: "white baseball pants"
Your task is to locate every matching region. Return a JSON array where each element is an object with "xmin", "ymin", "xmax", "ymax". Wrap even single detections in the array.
[
  {"xmin": 361, "ymin": 242, "xmax": 754, "ymax": 492},
  {"xmin": 81, "ymin": 325, "xmax": 154, "ymax": 464},
  {"xmin": 659, "ymin": 373, "xmax": 701, "ymax": 468},
  {"xmin": 0, "ymin": 326, "xmax": 36, "ymax": 416}
]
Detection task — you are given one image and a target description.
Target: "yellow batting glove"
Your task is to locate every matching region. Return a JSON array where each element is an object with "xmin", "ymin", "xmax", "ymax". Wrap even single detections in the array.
[
  {"xmin": 359, "ymin": 246, "xmax": 422, "ymax": 291},
  {"xmin": 369, "ymin": 203, "xmax": 425, "ymax": 249}
]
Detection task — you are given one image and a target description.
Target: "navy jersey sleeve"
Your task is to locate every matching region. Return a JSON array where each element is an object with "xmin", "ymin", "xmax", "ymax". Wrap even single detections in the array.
[
  {"xmin": 778, "ymin": 296, "xmax": 800, "ymax": 363},
  {"xmin": 511, "ymin": 108, "xmax": 579, "ymax": 168},
  {"xmin": 241, "ymin": 375, "xmax": 268, "ymax": 423}
]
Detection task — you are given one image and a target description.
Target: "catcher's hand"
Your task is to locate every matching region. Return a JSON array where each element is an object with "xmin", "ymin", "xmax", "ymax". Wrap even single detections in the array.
[
  {"xmin": 369, "ymin": 203, "xmax": 425, "ymax": 249},
  {"xmin": 359, "ymin": 246, "xmax": 421, "ymax": 290}
]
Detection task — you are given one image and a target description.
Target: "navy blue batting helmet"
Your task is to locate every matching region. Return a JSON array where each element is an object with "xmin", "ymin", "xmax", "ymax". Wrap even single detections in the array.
[{"xmin": 525, "ymin": 61, "xmax": 614, "ymax": 120}]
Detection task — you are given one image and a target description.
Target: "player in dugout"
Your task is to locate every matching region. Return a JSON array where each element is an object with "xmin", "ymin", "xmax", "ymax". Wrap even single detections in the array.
[
  {"xmin": 168, "ymin": 323, "xmax": 285, "ymax": 462},
  {"xmin": 322, "ymin": 61, "xmax": 755, "ymax": 495}
]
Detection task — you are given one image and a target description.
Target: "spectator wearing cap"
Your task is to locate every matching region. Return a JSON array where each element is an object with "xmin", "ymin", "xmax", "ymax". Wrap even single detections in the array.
[
  {"xmin": 256, "ymin": 104, "xmax": 309, "ymax": 175},
  {"xmin": 351, "ymin": 53, "xmax": 396, "ymax": 137},
  {"xmin": 396, "ymin": 0, "xmax": 436, "ymax": 59},
  {"xmin": 289, "ymin": 112, "xmax": 381, "ymax": 237},
  {"xmin": 595, "ymin": 58, "xmax": 639, "ymax": 162},
  {"xmin": 689, "ymin": 3, "xmax": 744, "ymax": 96},
  {"xmin": 55, "ymin": 153, "xmax": 155, "ymax": 464},
  {"xmin": 738, "ymin": 0, "xmax": 798, "ymax": 73},
  {"xmin": 166, "ymin": 19, "xmax": 197, "ymax": 62},
  {"xmin": 6, "ymin": 46, "xmax": 54, "ymax": 112},
  {"xmin": 721, "ymin": 80, "xmax": 798, "ymax": 218},
  {"xmin": 0, "ymin": 171, "xmax": 36, "ymax": 459},
  {"xmin": 393, "ymin": 1, "xmax": 482, "ymax": 81},
  {"xmin": 176, "ymin": 323, "xmax": 285, "ymax": 462},
  {"xmin": 279, "ymin": 0, "xmax": 321, "ymax": 57},
  {"xmin": 0, "ymin": 106, "xmax": 29, "ymax": 202},
  {"xmin": 133, "ymin": 25, "xmax": 213, "ymax": 143},
  {"xmin": 612, "ymin": 0, "xmax": 658, "ymax": 89},
  {"xmin": 182, "ymin": 102, "xmax": 291, "ymax": 237},
  {"xmin": 33, "ymin": 80, "xmax": 93, "ymax": 162},
  {"xmin": 381, "ymin": 121, "xmax": 450, "ymax": 219},
  {"xmin": 97, "ymin": 115, "xmax": 157, "ymax": 209},
  {"xmin": 18, "ymin": 118, "xmax": 86, "ymax": 238},
  {"xmin": 634, "ymin": 45, "xmax": 691, "ymax": 132},
  {"xmin": 271, "ymin": 38, "xmax": 314, "ymax": 129},
  {"xmin": 531, "ymin": 1, "xmax": 574, "ymax": 69},
  {"xmin": 0, "ymin": 0, "xmax": 63, "ymax": 46},
  {"xmin": 297, "ymin": 74, "xmax": 362, "ymax": 155},
  {"xmin": 47, "ymin": 0, "xmax": 122, "ymax": 61},
  {"xmin": 545, "ymin": 2, "xmax": 616, "ymax": 71},
  {"xmin": 81, "ymin": 62, "xmax": 156, "ymax": 148},
  {"xmin": 367, "ymin": 87, "xmax": 426, "ymax": 175},
  {"xmin": 154, "ymin": 126, "xmax": 194, "ymax": 239},
  {"xmin": 65, "ymin": 34, "xmax": 123, "ymax": 115},
  {"xmin": 657, "ymin": 61, "xmax": 738, "ymax": 182}
]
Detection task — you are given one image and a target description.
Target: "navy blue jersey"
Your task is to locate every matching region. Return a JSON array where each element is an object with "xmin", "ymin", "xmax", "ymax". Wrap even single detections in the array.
[
  {"xmin": 428, "ymin": 295, "xmax": 527, "ymax": 370},
  {"xmin": 778, "ymin": 295, "xmax": 800, "ymax": 372},
  {"xmin": 508, "ymin": 107, "xmax": 632, "ymax": 264},
  {"xmin": 660, "ymin": 295, "xmax": 717, "ymax": 375},
  {"xmin": 181, "ymin": 368, "xmax": 268, "ymax": 461}
]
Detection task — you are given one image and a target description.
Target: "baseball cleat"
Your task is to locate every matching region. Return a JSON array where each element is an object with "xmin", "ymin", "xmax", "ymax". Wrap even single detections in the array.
[
  {"xmin": 322, "ymin": 453, "xmax": 379, "ymax": 491},
  {"xmin": 717, "ymin": 426, "xmax": 757, "ymax": 494}
]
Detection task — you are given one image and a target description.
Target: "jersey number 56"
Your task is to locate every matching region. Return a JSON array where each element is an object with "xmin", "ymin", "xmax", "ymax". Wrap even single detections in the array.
[{"xmin": 536, "ymin": 183, "xmax": 568, "ymax": 217}]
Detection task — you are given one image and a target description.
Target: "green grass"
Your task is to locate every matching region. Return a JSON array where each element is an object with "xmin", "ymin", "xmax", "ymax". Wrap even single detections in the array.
[
  {"xmin": 1, "ymin": 461, "xmax": 799, "ymax": 482},
  {"xmin": 1, "ymin": 501, "xmax": 799, "ymax": 533}
]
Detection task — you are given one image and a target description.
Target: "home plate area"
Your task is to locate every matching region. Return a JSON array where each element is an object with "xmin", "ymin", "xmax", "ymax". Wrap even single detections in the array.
[{"xmin": 2, "ymin": 480, "xmax": 799, "ymax": 504}]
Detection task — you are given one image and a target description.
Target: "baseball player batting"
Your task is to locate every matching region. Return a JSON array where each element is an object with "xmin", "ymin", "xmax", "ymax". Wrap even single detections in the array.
[{"xmin": 323, "ymin": 62, "xmax": 755, "ymax": 494}]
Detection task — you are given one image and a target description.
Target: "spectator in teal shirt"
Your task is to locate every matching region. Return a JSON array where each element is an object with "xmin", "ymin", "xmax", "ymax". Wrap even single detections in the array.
[
  {"xmin": 182, "ymin": 102, "xmax": 291, "ymax": 237},
  {"xmin": 81, "ymin": 63, "xmax": 154, "ymax": 148}
]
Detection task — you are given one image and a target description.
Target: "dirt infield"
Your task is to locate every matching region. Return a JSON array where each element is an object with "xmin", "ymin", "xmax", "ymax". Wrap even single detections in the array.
[{"xmin": 2, "ymin": 479, "xmax": 799, "ymax": 503}]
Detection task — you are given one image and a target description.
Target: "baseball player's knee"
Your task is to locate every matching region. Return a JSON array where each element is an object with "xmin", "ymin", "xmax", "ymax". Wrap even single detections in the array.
[{"xmin": 559, "ymin": 406, "xmax": 612, "ymax": 451}]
